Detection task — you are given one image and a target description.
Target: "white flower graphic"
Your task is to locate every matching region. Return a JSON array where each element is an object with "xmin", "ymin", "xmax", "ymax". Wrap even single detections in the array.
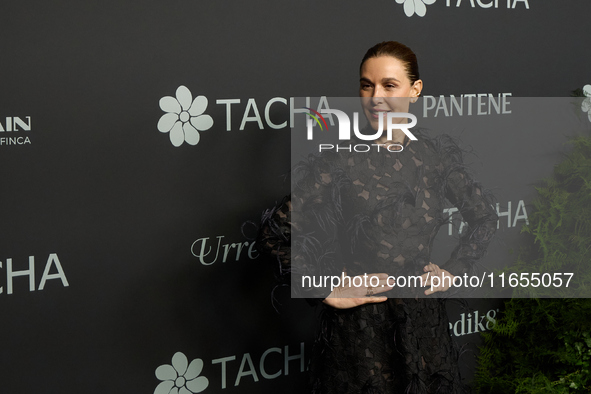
[
  {"xmin": 158, "ymin": 86, "xmax": 213, "ymax": 147},
  {"xmin": 396, "ymin": 0, "xmax": 436, "ymax": 17},
  {"xmin": 581, "ymin": 84, "xmax": 591, "ymax": 123},
  {"xmin": 154, "ymin": 352, "xmax": 209, "ymax": 394}
]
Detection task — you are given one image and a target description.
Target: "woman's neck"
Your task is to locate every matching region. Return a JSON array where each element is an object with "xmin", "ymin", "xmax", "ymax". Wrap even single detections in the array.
[{"xmin": 374, "ymin": 130, "xmax": 410, "ymax": 148}]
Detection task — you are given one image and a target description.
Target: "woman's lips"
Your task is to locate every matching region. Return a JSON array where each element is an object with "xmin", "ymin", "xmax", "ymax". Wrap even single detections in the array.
[{"xmin": 369, "ymin": 109, "xmax": 389, "ymax": 119}]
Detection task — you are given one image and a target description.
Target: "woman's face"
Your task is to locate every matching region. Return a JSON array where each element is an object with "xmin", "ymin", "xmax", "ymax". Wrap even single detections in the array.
[{"xmin": 359, "ymin": 56, "xmax": 422, "ymax": 133}]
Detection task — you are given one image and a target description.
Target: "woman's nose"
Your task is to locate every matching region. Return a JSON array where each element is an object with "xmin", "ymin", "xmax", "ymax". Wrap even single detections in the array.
[{"xmin": 371, "ymin": 90, "xmax": 383, "ymax": 104}]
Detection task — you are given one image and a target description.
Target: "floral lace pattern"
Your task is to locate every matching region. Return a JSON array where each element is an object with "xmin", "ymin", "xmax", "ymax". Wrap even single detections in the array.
[{"xmin": 258, "ymin": 131, "xmax": 498, "ymax": 393}]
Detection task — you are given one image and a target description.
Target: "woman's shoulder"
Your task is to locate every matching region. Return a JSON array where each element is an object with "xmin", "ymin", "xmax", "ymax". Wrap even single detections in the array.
[
  {"xmin": 293, "ymin": 150, "xmax": 345, "ymax": 171},
  {"xmin": 291, "ymin": 150, "xmax": 351, "ymax": 194},
  {"xmin": 409, "ymin": 129, "xmax": 466, "ymax": 165}
]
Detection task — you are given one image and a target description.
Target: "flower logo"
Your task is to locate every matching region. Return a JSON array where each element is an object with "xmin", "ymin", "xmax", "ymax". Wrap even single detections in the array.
[
  {"xmin": 396, "ymin": 0, "xmax": 436, "ymax": 17},
  {"xmin": 154, "ymin": 352, "xmax": 209, "ymax": 394},
  {"xmin": 581, "ymin": 84, "xmax": 591, "ymax": 123},
  {"xmin": 158, "ymin": 86, "xmax": 214, "ymax": 147}
]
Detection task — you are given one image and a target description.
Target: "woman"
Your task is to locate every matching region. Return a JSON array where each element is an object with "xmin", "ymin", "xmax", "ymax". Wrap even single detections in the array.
[{"xmin": 258, "ymin": 41, "xmax": 498, "ymax": 393}]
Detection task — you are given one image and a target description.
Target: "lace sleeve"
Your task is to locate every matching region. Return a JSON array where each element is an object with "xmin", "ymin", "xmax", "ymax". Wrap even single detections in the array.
[
  {"xmin": 257, "ymin": 195, "xmax": 292, "ymax": 284},
  {"xmin": 257, "ymin": 153, "xmax": 347, "ymax": 299},
  {"xmin": 439, "ymin": 138, "xmax": 498, "ymax": 277}
]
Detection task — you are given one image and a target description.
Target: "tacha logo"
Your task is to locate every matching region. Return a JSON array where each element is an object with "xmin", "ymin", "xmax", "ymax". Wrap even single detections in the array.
[
  {"xmin": 155, "ymin": 352, "xmax": 209, "ymax": 394},
  {"xmin": 158, "ymin": 86, "xmax": 214, "ymax": 147},
  {"xmin": 155, "ymin": 343, "xmax": 306, "ymax": 392},
  {"xmin": 396, "ymin": 0, "xmax": 436, "ymax": 17},
  {"xmin": 396, "ymin": 0, "xmax": 530, "ymax": 18}
]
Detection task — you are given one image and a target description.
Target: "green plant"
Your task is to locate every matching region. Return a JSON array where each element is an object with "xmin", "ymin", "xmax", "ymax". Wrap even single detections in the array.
[{"xmin": 475, "ymin": 134, "xmax": 591, "ymax": 393}]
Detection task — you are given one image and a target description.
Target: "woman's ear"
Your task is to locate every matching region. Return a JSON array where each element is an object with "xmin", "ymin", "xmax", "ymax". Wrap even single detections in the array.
[{"xmin": 410, "ymin": 80, "xmax": 423, "ymax": 103}]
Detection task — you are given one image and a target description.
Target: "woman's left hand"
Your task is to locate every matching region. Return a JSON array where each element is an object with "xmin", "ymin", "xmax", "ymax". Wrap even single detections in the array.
[{"xmin": 420, "ymin": 262, "xmax": 454, "ymax": 295}]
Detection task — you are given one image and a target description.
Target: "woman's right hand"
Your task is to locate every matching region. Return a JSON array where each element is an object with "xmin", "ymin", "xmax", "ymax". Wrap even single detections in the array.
[{"xmin": 322, "ymin": 273, "xmax": 394, "ymax": 309}]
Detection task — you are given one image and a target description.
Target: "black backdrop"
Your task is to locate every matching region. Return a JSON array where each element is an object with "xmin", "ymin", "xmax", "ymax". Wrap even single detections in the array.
[{"xmin": 2, "ymin": 1, "xmax": 591, "ymax": 393}]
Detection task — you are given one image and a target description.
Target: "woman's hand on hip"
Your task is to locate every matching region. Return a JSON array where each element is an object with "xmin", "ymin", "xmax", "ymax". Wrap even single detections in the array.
[
  {"xmin": 322, "ymin": 273, "xmax": 393, "ymax": 309},
  {"xmin": 421, "ymin": 262, "xmax": 454, "ymax": 295}
]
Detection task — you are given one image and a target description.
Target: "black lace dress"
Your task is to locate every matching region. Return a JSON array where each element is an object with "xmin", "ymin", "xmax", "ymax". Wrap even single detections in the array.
[{"xmin": 258, "ymin": 132, "xmax": 498, "ymax": 394}]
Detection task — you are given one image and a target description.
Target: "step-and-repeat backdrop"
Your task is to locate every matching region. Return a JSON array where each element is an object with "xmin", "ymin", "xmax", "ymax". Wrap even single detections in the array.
[{"xmin": 2, "ymin": 1, "xmax": 590, "ymax": 393}]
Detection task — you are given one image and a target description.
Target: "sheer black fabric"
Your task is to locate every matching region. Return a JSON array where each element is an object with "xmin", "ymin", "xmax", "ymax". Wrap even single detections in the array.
[{"xmin": 258, "ymin": 132, "xmax": 498, "ymax": 393}]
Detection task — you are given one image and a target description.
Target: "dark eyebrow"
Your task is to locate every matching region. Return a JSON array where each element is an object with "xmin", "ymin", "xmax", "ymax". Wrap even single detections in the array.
[
  {"xmin": 381, "ymin": 77, "xmax": 400, "ymax": 83},
  {"xmin": 359, "ymin": 77, "xmax": 401, "ymax": 84}
]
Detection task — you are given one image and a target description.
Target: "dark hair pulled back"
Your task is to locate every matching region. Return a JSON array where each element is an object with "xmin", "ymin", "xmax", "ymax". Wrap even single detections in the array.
[{"xmin": 360, "ymin": 41, "xmax": 420, "ymax": 84}]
